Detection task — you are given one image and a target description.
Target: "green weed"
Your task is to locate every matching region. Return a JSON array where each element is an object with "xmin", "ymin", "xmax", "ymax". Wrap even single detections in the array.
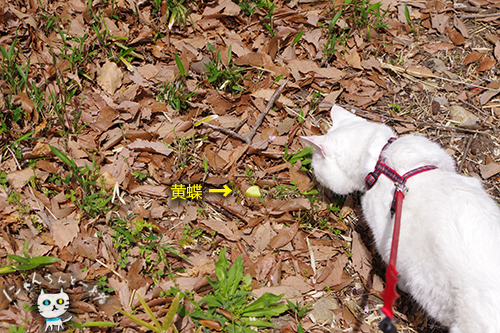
[
  {"xmin": 115, "ymin": 293, "xmax": 198, "ymax": 333},
  {"xmin": 184, "ymin": 248, "xmax": 288, "ymax": 332},
  {"xmin": 204, "ymin": 43, "xmax": 247, "ymax": 94},
  {"xmin": 157, "ymin": 54, "xmax": 197, "ymax": 113},
  {"xmin": 111, "ymin": 215, "xmax": 187, "ymax": 283},
  {"xmin": 50, "ymin": 146, "xmax": 113, "ymax": 218},
  {"xmin": 0, "ymin": 240, "xmax": 60, "ymax": 274},
  {"xmin": 284, "ymin": 145, "xmax": 313, "ymax": 171}
]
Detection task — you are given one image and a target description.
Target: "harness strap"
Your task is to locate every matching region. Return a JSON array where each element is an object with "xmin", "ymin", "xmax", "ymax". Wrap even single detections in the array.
[
  {"xmin": 364, "ymin": 137, "xmax": 438, "ymax": 327},
  {"xmin": 365, "ymin": 137, "xmax": 437, "ymax": 212}
]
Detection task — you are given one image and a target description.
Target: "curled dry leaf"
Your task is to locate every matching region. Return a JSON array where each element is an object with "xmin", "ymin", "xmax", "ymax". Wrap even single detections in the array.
[
  {"xmin": 50, "ymin": 218, "xmax": 79, "ymax": 248},
  {"xmin": 97, "ymin": 60, "xmax": 123, "ymax": 95},
  {"xmin": 12, "ymin": 92, "xmax": 37, "ymax": 122},
  {"xmin": 479, "ymin": 162, "xmax": 500, "ymax": 179},
  {"xmin": 265, "ymin": 198, "xmax": 311, "ymax": 215},
  {"xmin": 478, "ymin": 56, "xmax": 496, "ymax": 72},
  {"xmin": 423, "ymin": 42, "xmax": 454, "ymax": 54},
  {"xmin": 127, "ymin": 139, "xmax": 174, "ymax": 156},
  {"xmin": 269, "ymin": 221, "xmax": 299, "ymax": 249},
  {"xmin": 463, "ymin": 51, "xmax": 484, "ymax": 66}
]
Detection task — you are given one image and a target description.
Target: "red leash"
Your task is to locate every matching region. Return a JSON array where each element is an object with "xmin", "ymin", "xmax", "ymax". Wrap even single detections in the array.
[{"xmin": 364, "ymin": 138, "xmax": 437, "ymax": 331}]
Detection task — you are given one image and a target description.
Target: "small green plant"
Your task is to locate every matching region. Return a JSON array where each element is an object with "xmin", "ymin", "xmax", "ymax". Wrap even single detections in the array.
[
  {"xmin": 204, "ymin": 44, "xmax": 247, "ymax": 94},
  {"xmin": 8, "ymin": 324, "xmax": 25, "ymax": 333},
  {"xmin": 188, "ymin": 248, "xmax": 288, "ymax": 332},
  {"xmin": 115, "ymin": 293, "xmax": 197, "ymax": 333},
  {"xmin": 152, "ymin": 0, "xmax": 190, "ymax": 29},
  {"xmin": 284, "ymin": 146, "xmax": 313, "ymax": 171},
  {"xmin": 157, "ymin": 54, "xmax": 197, "ymax": 113},
  {"xmin": 272, "ymin": 179, "xmax": 301, "ymax": 200},
  {"xmin": 403, "ymin": 4, "xmax": 412, "ymax": 29},
  {"xmin": 133, "ymin": 170, "xmax": 148, "ymax": 182},
  {"xmin": 50, "ymin": 146, "xmax": 113, "ymax": 218},
  {"xmin": 111, "ymin": 216, "xmax": 187, "ymax": 282},
  {"xmin": 321, "ymin": 0, "xmax": 388, "ymax": 63},
  {"xmin": 96, "ymin": 276, "xmax": 114, "ymax": 294},
  {"xmin": 235, "ymin": 0, "xmax": 257, "ymax": 16},
  {"xmin": 0, "ymin": 240, "xmax": 60, "ymax": 274},
  {"xmin": 389, "ymin": 102, "xmax": 401, "ymax": 114}
]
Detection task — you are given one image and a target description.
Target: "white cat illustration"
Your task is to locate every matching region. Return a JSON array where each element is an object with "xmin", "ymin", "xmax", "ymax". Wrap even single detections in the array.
[{"xmin": 37, "ymin": 288, "xmax": 72, "ymax": 332}]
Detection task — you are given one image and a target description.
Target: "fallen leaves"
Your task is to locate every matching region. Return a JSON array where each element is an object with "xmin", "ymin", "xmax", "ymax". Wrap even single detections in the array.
[{"xmin": 97, "ymin": 61, "xmax": 123, "ymax": 95}]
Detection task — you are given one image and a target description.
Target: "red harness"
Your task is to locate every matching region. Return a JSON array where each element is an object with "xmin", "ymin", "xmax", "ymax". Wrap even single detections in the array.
[{"xmin": 364, "ymin": 137, "xmax": 437, "ymax": 324}]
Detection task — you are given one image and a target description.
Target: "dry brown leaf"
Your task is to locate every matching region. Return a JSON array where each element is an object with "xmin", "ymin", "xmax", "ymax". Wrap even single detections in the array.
[
  {"xmin": 345, "ymin": 49, "xmax": 362, "ymax": 70},
  {"xmin": 287, "ymin": 59, "xmax": 345, "ymax": 79},
  {"xmin": 406, "ymin": 66, "xmax": 434, "ymax": 78},
  {"xmin": 251, "ymin": 88, "xmax": 295, "ymax": 106},
  {"xmin": 478, "ymin": 56, "xmax": 496, "ymax": 72},
  {"xmin": 423, "ymin": 42, "xmax": 455, "ymax": 54},
  {"xmin": 495, "ymin": 41, "xmax": 500, "ymax": 62},
  {"xmin": 281, "ymin": 276, "xmax": 314, "ymax": 294},
  {"xmin": 431, "ymin": 13, "xmax": 449, "ymax": 34},
  {"xmin": 127, "ymin": 258, "xmax": 148, "ymax": 289},
  {"xmin": 265, "ymin": 198, "xmax": 311, "ymax": 215},
  {"xmin": 127, "ymin": 139, "xmax": 174, "ymax": 156},
  {"xmin": 447, "ymin": 28, "xmax": 465, "ymax": 45},
  {"xmin": 453, "ymin": 16, "xmax": 469, "ymax": 38},
  {"xmin": 130, "ymin": 185, "xmax": 168, "ymax": 197},
  {"xmin": 51, "ymin": 192, "xmax": 77, "ymax": 218},
  {"xmin": 200, "ymin": 219, "xmax": 241, "ymax": 241},
  {"xmin": 12, "ymin": 92, "xmax": 37, "ymax": 122},
  {"xmin": 463, "ymin": 51, "xmax": 484, "ymax": 66},
  {"xmin": 6, "ymin": 167, "xmax": 37, "ymax": 189},
  {"xmin": 50, "ymin": 218, "xmax": 79, "ymax": 248},
  {"xmin": 351, "ymin": 231, "xmax": 372, "ymax": 284},
  {"xmin": 315, "ymin": 254, "xmax": 351, "ymax": 290},
  {"xmin": 202, "ymin": 0, "xmax": 240, "ymax": 16},
  {"xmin": 97, "ymin": 61, "xmax": 123, "ymax": 95},
  {"xmin": 269, "ymin": 222, "xmax": 299, "ymax": 249},
  {"xmin": 108, "ymin": 276, "xmax": 131, "ymax": 311},
  {"xmin": 479, "ymin": 162, "xmax": 500, "ymax": 179},
  {"xmin": 199, "ymin": 320, "xmax": 222, "ymax": 330},
  {"xmin": 290, "ymin": 160, "xmax": 311, "ymax": 191},
  {"xmin": 252, "ymin": 285, "xmax": 302, "ymax": 299}
]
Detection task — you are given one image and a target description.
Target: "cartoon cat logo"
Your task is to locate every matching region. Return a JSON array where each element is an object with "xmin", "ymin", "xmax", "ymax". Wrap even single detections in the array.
[{"xmin": 37, "ymin": 288, "xmax": 72, "ymax": 332}]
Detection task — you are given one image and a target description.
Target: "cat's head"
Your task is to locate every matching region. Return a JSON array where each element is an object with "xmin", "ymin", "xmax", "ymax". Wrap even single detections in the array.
[
  {"xmin": 301, "ymin": 105, "xmax": 394, "ymax": 195},
  {"xmin": 37, "ymin": 288, "xmax": 70, "ymax": 319}
]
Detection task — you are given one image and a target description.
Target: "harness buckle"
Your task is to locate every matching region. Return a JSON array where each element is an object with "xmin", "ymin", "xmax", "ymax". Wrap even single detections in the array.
[{"xmin": 394, "ymin": 182, "xmax": 408, "ymax": 194}]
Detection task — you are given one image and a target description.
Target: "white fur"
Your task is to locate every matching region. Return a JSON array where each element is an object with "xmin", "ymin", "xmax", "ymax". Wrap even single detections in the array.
[{"xmin": 302, "ymin": 105, "xmax": 500, "ymax": 332}]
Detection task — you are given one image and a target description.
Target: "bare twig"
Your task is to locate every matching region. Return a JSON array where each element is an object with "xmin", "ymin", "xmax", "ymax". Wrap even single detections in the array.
[
  {"xmin": 202, "ymin": 79, "xmax": 289, "ymax": 143},
  {"xmin": 460, "ymin": 12, "xmax": 500, "ymax": 19},
  {"xmin": 246, "ymin": 79, "xmax": 289, "ymax": 143},
  {"xmin": 458, "ymin": 133, "xmax": 476, "ymax": 173},
  {"xmin": 202, "ymin": 122, "xmax": 248, "ymax": 142}
]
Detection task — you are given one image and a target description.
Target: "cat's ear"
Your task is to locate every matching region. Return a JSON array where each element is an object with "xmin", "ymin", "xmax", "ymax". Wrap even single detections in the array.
[
  {"xmin": 40, "ymin": 289, "xmax": 45, "ymax": 295},
  {"xmin": 330, "ymin": 104, "xmax": 357, "ymax": 123},
  {"xmin": 60, "ymin": 287, "xmax": 64, "ymax": 293},
  {"xmin": 300, "ymin": 136, "xmax": 327, "ymax": 157}
]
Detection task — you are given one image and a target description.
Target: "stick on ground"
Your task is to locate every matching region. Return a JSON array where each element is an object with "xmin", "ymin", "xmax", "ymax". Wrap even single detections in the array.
[{"xmin": 202, "ymin": 79, "xmax": 289, "ymax": 143}]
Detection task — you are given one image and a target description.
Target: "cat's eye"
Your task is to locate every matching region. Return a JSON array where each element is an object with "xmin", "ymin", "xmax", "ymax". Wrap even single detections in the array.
[
  {"xmin": 57, "ymin": 299, "xmax": 64, "ymax": 304},
  {"xmin": 43, "ymin": 300, "xmax": 50, "ymax": 305}
]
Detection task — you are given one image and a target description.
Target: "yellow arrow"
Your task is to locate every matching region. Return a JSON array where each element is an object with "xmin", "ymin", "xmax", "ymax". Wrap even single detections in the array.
[{"xmin": 209, "ymin": 184, "xmax": 232, "ymax": 197}]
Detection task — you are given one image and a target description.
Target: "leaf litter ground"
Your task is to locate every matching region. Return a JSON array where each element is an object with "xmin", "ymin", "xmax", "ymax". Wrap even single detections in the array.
[{"xmin": 0, "ymin": 0, "xmax": 500, "ymax": 332}]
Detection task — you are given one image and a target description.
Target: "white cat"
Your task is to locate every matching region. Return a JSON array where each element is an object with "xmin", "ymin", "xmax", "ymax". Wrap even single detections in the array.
[
  {"xmin": 302, "ymin": 105, "xmax": 500, "ymax": 333},
  {"xmin": 37, "ymin": 288, "xmax": 72, "ymax": 332}
]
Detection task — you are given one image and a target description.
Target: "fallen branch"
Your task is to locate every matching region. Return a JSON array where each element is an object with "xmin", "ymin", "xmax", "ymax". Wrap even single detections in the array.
[
  {"xmin": 458, "ymin": 133, "xmax": 476, "ymax": 173},
  {"xmin": 202, "ymin": 79, "xmax": 289, "ymax": 143}
]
